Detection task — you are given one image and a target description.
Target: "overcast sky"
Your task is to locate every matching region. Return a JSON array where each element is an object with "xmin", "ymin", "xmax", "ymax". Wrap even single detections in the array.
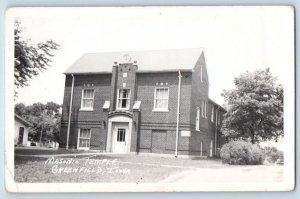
[{"xmin": 12, "ymin": 7, "xmax": 293, "ymax": 107}]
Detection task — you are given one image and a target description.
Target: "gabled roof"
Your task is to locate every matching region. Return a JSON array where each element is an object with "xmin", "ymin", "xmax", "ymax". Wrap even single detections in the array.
[
  {"xmin": 64, "ymin": 48, "xmax": 203, "ymax": 74},
  {"xmin": 208, "ymin": 99, "xmax": 226, "ymax": 112},
  {"xmin": 15, "ymin": 114, "xmax": 32, "ymax": 127}
]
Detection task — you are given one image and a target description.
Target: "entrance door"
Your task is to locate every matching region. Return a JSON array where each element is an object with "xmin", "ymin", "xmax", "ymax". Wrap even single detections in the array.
[{"xmin": 112, "ymin": 123, "xmax": 129, "ymax": 153}]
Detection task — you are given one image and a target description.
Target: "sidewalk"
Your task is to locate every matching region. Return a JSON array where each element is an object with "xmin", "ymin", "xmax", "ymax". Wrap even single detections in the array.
[{"xmin": 161, "ymin": 165, "xmax": 284, "ymax": 183}]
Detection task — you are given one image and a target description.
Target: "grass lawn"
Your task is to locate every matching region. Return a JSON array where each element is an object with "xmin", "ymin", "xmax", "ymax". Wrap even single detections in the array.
[
  {"xmin": 15, "ymin": 148, "xmax": 95, "ymax": 155},
  {"xmin": 14, "ymin": 154, "xmax": 187, "ymax": 183},
  {"xmin": 14, "ymin": 148, "xmax": 283, "ymax": 183}
]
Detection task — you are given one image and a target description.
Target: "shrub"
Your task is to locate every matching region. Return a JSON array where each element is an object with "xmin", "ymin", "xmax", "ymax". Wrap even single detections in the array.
[
  {"xmin": 220, "ymin": 140, "xmax": 264, "ymax": 165},
  {"xmin": 263, "ymin": 146, "xmax": 284, "ymax": 164}
]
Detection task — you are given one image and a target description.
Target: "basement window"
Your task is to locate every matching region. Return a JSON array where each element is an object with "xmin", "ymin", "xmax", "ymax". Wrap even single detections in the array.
[{"xmin": 77, "ymin": 129, "xmax": 91, "ymax": 150}]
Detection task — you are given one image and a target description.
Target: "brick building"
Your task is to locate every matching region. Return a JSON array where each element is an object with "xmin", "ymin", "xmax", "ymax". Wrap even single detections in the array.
[{"xmin": 59, "ymin": 48, "xmax": 225, "ymax": 157}]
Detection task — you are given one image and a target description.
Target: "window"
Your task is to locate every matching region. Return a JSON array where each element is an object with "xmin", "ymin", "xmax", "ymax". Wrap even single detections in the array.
[
  {"xmin": 81, "ymin": 89, "xmax": 94, "ymax": 110},
  {"xmin": 201, "ymin": 101, "xmax": 204, "ymax": 117},
  {"xmin": 201, "ymin": 101, "xmax": 207, "ymax": 118},
  {"xmin": 117, "ymin": 89, "xmax": 130, "ymax": 110},
  {"xmin": 200, "ymin": 141, "xmax": 203, "ymax": 156},
  {"xmin": 196, "ymin": 107, "xmax": 200, "ymax": 131},
  {"xmin": 200, "ymin": 66, "xmax": 203, "ymax": 82},
  {"xmin": 77, "ymin": 129, "xmax": 91, "ymax": 150},
  {"xmin": 211, "ymin": 105, "xmax": 214, "ymax": 122},
  {"xmin": 153, "ymin": 87, "xmax": 169, "ymax": 111},
  {"xmin": 205, "ymin": 102, "xmax": 207, "ymax": 118},
  {"xmin": 117, "ymin": 128, "xmax": 126, "ymax": 142},
  {"xmin": 123, "ymin": 72, "xmax": 127, "ymax": 78},
  {"xmin": 218, "ymin": 113, "xmax": 221, "ymax": 125}
]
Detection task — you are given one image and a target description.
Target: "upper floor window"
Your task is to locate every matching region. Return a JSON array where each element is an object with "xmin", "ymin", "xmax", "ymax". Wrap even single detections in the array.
[
  {"xmin": 211, "ymin": 105, "xmax": 214, "ymax": 122},
  {"xmin": 77, "ymin": 128, "xmax": 91, "ymax": 150},
  {"xmin": 81, "ymin": 89, "xmax": 94, "ymax": 110},
  {"xmin": 200, "ymin": 66, "xmax": 203, "ymax": 82},
  {"xmin": 117, "ymin": 89, "xmax": 130, "ymax": 110},
  {"xmin": 196, "ymin": 107, "xmax": 200, "ymax": 131},
  {"xmin": 153, "ymin": 87, "xmax": 169, "ymax": 111},
  {"xmin": 205, "ymin": 102, "xmax": 207, "ymax": 118},
  {"xmin": 201, "ymin": 101, "xmax": 207, "ymax": 118}
]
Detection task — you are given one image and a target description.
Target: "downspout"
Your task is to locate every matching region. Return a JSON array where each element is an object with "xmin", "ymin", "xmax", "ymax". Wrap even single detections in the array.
[
  {"xmin": 66, "ymin": 74, "xmax": 75, "ymax": 150},
  {"xmin": 215, "ymin": 106, "xmax": 220, "ymax": 156},
  {"xmin": 175, "ymin": 70, "xmax": 182, "ymax": 158}
]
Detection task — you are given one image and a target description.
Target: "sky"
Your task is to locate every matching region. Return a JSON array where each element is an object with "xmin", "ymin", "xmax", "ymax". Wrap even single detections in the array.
[{"xmin": 10, "ymin": 7, "xmax": 294, "ymax": 107}]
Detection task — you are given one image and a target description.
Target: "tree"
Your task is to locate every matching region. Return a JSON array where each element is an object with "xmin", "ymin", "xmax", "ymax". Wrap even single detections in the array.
[
  {"xmin": 14, "ymin": 102, "xmax": 26, "ymax": 116},
  {"xmin": 14, "ymin": 102, "xmax": 62, "ymax": 143},
  {"xmin": 14, "ymin": 20, "xmax": 60, "ymax": 91},
  {"xmin": 221, "ymin": 68, "xmax": 283, "ymax": 144}
]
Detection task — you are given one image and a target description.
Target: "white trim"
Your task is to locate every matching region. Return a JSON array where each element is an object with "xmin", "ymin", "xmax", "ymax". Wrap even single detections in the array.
[
  {"xmin": 116, "ymin": 88, "xmax": 131, "ymax": 110},
  {"xmin": 153, "ymin": 87, "xmax": 169, "ymax": 112},
  {"xmin": 77, "ymin": 128, "xmax": 91, "ymax": 150},
  {"xmin": 175, "ymin": 70, "xmax": 182, "ymax": 157},
  {"xmin": 133, "ymin": 101, "xmax": 141, "ymax": 111},
  {"xmin": 106, "ymin": 116, "xmax": 133, "ymax": 153},
  {"xmin": 80, "ymin": 88, "xmax": 95, "ymax": 111}
]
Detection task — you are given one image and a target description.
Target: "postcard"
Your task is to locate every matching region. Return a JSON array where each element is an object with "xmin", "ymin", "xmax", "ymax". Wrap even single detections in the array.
[{"xmin": 5, "ymin": 6, "xmax": 295, "ymax": 192}]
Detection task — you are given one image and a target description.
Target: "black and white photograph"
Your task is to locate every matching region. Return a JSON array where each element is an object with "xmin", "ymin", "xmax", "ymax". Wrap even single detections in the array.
[{"xmin": 4, "ymin": 6, "xmax": 295, "ymax": 192}]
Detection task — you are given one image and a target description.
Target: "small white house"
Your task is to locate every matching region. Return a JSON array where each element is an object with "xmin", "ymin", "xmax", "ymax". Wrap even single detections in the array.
[{"xmin": 14, "ymin": 114, "xmax": 32, "ymax": 146}]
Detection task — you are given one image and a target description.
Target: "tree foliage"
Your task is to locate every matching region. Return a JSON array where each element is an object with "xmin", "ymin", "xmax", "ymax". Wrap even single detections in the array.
[
  {"xmin": 15, "ymin": 102, "xmax": 61, "ymax": 142},
  {"xmin": 221, "ymin": 68, "xmax": 283, "ymax": 144},
  {"xmin": 14, "ymin": 20, "xmax": 60, "ymax": 89}
]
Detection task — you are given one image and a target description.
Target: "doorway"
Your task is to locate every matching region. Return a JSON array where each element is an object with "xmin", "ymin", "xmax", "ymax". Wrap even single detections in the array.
[{"xmin": 112, "ymin": 123, "xmax": 129, "ymax": 153}]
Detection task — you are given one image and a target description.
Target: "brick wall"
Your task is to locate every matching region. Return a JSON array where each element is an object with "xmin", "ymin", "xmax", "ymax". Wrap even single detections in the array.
[
  {"xmin": 188, "ymin": 52, "xmax": 214, "ymax": 155},
  {"xmin": 60, "ymin": 74, "xmax": 112, "ymax": 149},
  {"xmin": 136, "ymin": 72, "xmax": 192, "ymax": 125},
  {"xmin": 135, "ymin": 71, "xmax": 194, "ymax": 155}
]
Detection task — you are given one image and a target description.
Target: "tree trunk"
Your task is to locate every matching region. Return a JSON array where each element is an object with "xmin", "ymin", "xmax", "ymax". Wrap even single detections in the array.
[{"xmin": 251, "ymin": 131, "xmax": 255, "ymax": 144}]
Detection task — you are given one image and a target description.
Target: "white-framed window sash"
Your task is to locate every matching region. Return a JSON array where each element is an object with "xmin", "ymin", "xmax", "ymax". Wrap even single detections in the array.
[
  {"xmin": 117, "ymin": 89, "xmax": 131, "ymax": 110},
  {"xmin": 80, "ymin": 89, "xmax": 95, "ymax": 111},
  {"xmin": 77, "ymin": 128, "xmax": 91, "ymax": 150},
  {"xmin": 196, "ymin": 107, "xmax": 200, "ymax": 131},
  {"xmin": 153, "ymin": 87, "xmax": 169, "ymax": 111}
]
